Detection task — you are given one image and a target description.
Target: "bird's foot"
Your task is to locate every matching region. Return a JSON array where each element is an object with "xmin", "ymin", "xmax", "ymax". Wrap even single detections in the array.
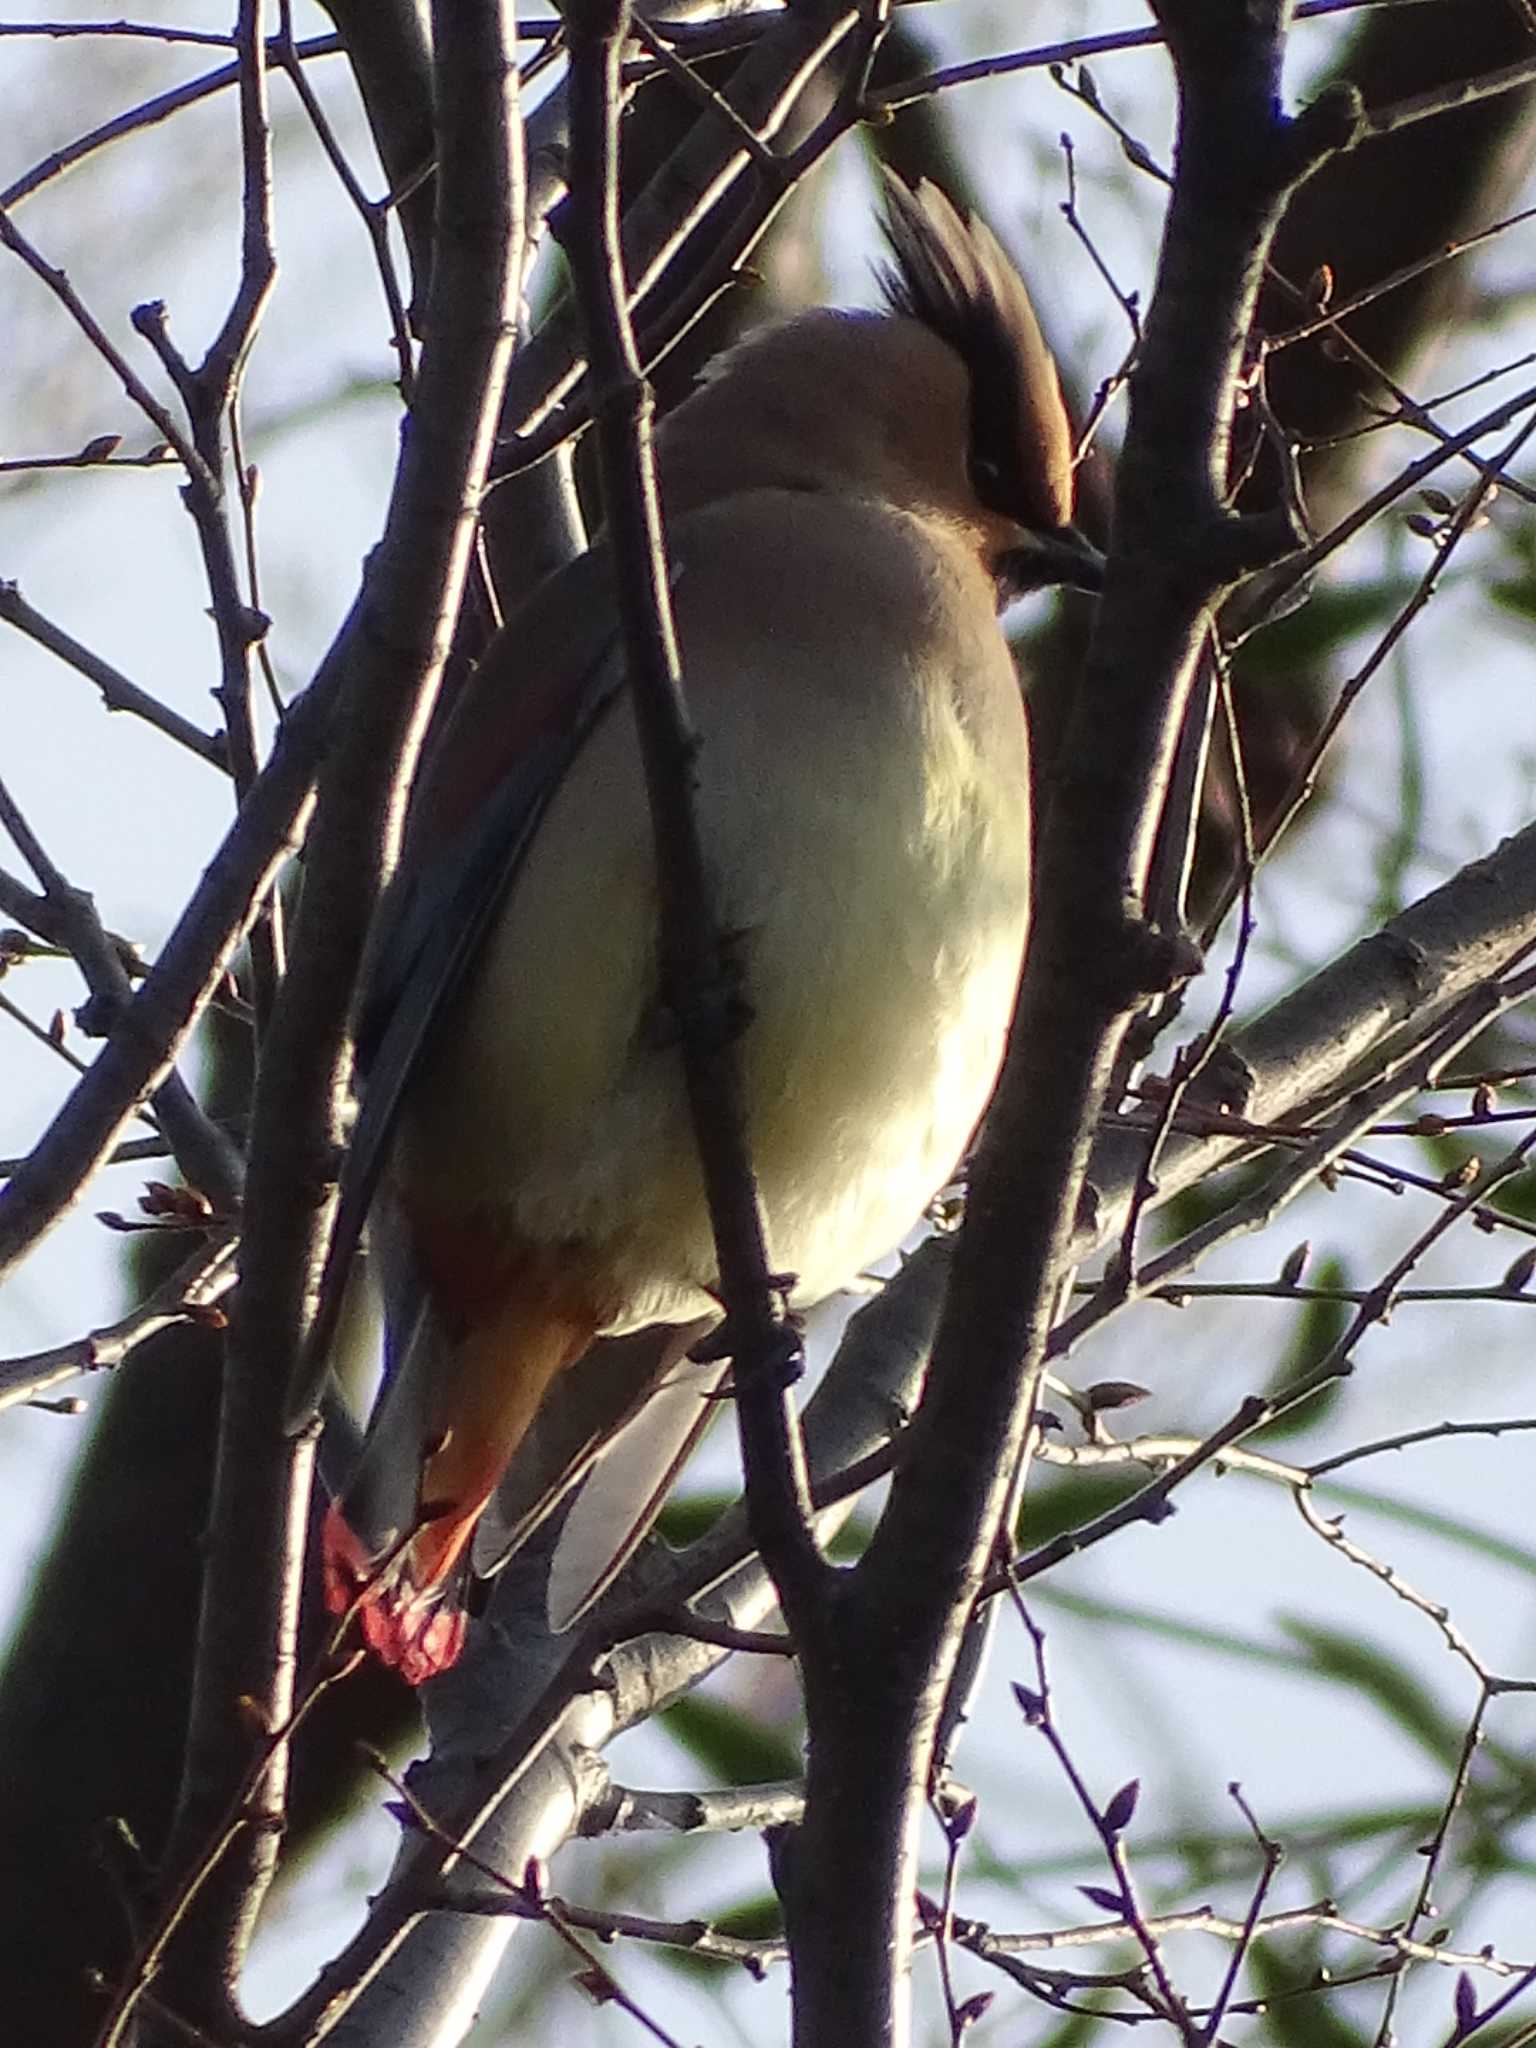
[{"xmin": 689, "ymin": 1295, "xmax": 805, "ymax": 1390}]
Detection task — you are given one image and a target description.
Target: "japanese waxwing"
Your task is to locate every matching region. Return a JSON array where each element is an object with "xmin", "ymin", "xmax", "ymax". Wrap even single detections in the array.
[{"xmin": 314, "ymin": 174, "xmax": 1100, "ymax": 1684}]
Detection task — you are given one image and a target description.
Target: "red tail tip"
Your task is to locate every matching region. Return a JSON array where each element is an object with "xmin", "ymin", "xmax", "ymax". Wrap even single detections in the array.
[{"xmin": 322, "ymin": 1501, "xmax": 469, "ymax": 1684}]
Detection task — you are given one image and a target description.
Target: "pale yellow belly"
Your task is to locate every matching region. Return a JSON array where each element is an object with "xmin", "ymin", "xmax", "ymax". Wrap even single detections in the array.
[{"xmin": 395, "ymin": 499, "xmax": 1031, "ymax": 1331}]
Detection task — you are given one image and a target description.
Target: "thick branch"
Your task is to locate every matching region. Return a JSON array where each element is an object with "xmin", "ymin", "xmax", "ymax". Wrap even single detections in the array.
[
  {"xmin": 137, "ymin": 4, "xmax": 525, "ymax": 2036},
  {"xmin": 772, "ymin": 10, "xmax": 1360, "ymax": 2043},
  {"xmin": 256, "ymin": 791, "xmax": 1536, "ymax": 2047}
]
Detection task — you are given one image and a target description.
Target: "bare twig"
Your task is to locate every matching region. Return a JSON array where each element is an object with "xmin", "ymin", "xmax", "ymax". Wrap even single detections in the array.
[
  {"xmin": 999, "ymin": 1399, "xmax": 1272, "ymax": 1596},
  {"xmin": 1309, "ymin": 1414, "xmax": 1536, "ymax": 1479},
  {"xmin": 1220, "ymin": 409, "xmax": 1536, "ymax": 906},
  {"xmin": 1203, "ymin": 1786, "xmax": 1282, "ymax": 2045},
  {"xmin": 366, "ymin": 1755, "xmax": 686, "ymax": 2048},
  {"xmin": 0, "ymin": 203, "xmax": 207, "ymax": 478},
  {"xmin": 273, "ymin": 0, "xmax": 415, "ymax": 400},
  {"xmin": 123, "ymin": 0, "xmax": 281, "ymax": 1026},
  {"xmin": 439, "ymin": 1887, "xmax": 787, "ymax": 1971},
  {"xmin": 0, "ymin": 774, "xmax": 243, "ymax": 1211},
  {"xmin": 0, "ymin": 1231, "xmax": 237, "ymax": 1415},
  {"xmin": 1011, "ymin": 1604, "xmax": 1196, "ymax": 2035},
  {"xmin": 0, "ymin": 34, "xmax": 343, "ymax": 213},
  {"xmin": 563, "ymin": 0, "xmax": 823, "ymax": 1612},
  {"xmin": 1052, "ymin": 977, "xmax": 1528, "ymax": 1368},
  {"xmin": 0, "ymin": 580, "xmax": 228, "ymax": 767},
  {"xmin": 488, "ymin": 3, "xmax": 863, "ymax": 464},
  {"xmin": 0, "ymin": 673, "xmax": 325, "ymax": 1285},
  {"xmin": 874, "ymin": 4, "xmax": 1531, "ymax": 115}
]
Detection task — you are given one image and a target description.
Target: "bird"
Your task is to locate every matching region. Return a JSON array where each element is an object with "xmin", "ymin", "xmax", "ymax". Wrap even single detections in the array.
[{"xmin": 313, "ymin": 174, "xmax": 1100, "ymax": 1685}]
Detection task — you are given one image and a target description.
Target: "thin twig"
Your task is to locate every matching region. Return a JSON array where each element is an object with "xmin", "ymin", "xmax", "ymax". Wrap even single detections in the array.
[
  {"xmin": 1218, "ymin": 410, "xmax": 1536, "ymax": 908},
  {"xmin": 1308, "ymin": 1415, "xmax": 1536, "ymax": 1480},
  {"xmin": 0, "ymin": 1231, "xmax": 237, "ymax": 1415},
  {"xmin": 998, "ymin": 1399, "xmax": 1272, "ymax": 1596},
  {"xmin": 91, "ymin": 1639, "xmax": 365, "ymax": 2048},
  {"xmin": 1376, "ymin": 1694, "xmax": 1494, "ymax": 2047},
  {"xmin": 272, "ymin": 0, "xmax": 415, "ymax": 401},
  {"xmin": 367, "ymin": 1756, "xmax": 686, "ymax": 2048},
  {"xmin": 0, "ymin": 33, "xmax": 343, "ymax": 213},
  {"xmin": 1010, "ymin": 1604, "xmax": 1196, "ymax": 2036},
  {"xmin": 0, "ymin": 774, "xmax": 243, "ymax": 1207},
  {"xmin": 563, "ymin": 0, "xmax": 822, "ymax": 1610},
  {"xmin": 0, "ymin": 203, "xmax": 207, "ymax": 479},
  {"xmin": 1200, "ymin": 1786, "xmax": 1283, "ymax": 2045},
  {"xmin": 0, "ymin": 578, "xmax": 228, "ymax": 768},
  {"xmin": 874, "ymin": 4, "xmax": 1529, "ymax": 114}
]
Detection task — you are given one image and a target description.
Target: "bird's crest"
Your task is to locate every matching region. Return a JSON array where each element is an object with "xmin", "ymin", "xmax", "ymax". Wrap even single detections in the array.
[{"xmin": 878, "ymin": 172, "xmax": 1075, "ymax": 534}]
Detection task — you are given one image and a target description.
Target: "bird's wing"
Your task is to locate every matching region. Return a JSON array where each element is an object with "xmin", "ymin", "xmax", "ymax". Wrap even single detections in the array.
[
  {"xmin": 467, "ymin": 1315, "xmax": 724, "ymax": 1627},
  {"xmin": 287, "ymin": 545, "xmax": 636, "ymax": 1429},
  {"xmin": 300, "ymin": 531, "xmax": 723, "ymax": 1628}
]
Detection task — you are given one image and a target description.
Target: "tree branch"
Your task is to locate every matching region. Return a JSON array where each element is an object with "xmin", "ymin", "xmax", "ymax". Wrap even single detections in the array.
[
  {"xmin": 0, "ymin": 677, "xmax": 327, "ymax": 1286},
  {"xmin": 0, "ymin": 579, "xmax": 229, "ymax": 767},
  {"xmin": 122, "ymin": 5, "xmax": 525, "ymax": 2038},
  {"xmin": 770, "ymin": 11, "xmax": 1362, "ymax": 2041}
]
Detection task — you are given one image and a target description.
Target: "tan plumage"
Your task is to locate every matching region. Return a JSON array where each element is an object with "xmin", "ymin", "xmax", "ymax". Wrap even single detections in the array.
[{"xmin": 319, "ymin": 178, "xmax": 1098, "ymax": 1682}]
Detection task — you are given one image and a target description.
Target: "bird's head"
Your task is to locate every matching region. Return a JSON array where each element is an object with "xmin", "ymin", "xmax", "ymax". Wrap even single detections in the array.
[{"xmin": 657, "ymin": 174, "xmax": 1102, "ymax": 604}]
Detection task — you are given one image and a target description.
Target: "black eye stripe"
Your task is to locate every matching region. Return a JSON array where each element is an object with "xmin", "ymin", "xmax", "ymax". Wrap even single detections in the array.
[
  {"xmin": 881, "ymin": 242, "xmax": 1033, "ymax": 523},
  {"xmin": 877, "ymin": 175, "xmax": 1071, "ymax": 535},
  {"xmin": 967, "ymin": 360, "xmax": 1030, "ymax": 520}
]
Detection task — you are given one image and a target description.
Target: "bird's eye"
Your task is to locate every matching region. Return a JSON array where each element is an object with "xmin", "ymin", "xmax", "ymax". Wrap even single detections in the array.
[
  {"xmin": 969, "ymin": 450, "xmax": 1023, "ymax": 520},
  {"xmin": 969, "ymin": 452, "xmax": 1004, "ymax": 502}
]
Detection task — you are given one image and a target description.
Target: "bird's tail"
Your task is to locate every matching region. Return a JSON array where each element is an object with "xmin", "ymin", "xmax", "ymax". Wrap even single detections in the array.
[{"xmin": 322, "ymin": 1286, "xmax": 596, "ymax": 1684}]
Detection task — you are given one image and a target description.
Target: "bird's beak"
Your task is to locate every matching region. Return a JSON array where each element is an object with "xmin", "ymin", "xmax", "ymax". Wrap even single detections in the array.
[{"xmin": 1001, "ymin": 524, "xmax": 1105, "ymax": 598}]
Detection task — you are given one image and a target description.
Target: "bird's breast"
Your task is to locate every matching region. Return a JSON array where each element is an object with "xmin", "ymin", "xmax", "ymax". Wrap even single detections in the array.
[{"xmin": 394, "ymin": 494, "xmax": 1031, "ymax": 1328}]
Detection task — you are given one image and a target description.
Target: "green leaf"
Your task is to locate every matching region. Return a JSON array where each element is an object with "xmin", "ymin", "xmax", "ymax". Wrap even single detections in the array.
[
  {"xmin": 1489, "ymin": 1165, "xmax": 1536, "ymax": 1226},
  {"xmin": 1489, "ymin": 557, "xmax": 1536, "ymax": 623},
  {"xmin": 1369, "ymin": 658, "xmax": 1425, "ymax": 922},
  {"xmin": 1151, "ymin": 1157, "xmax": 1272, "ymax": 1250},
  {"xmin": 1014, "ymin": 1471, "xmax": 1142, "ymax": 1551},
  {"xmin": 1246, "ymin": 1934, "xmax": 1370, "ymax": 2046},
  {"xmin": 1250, "ymin": 1254, "xmax": 1352, "ymax": 1443},
  {"xmin": 655, "ymin": 1490, "xmax": 734, "ymax": 1548},
  {"xmin": 1318, "ymin": 1477, "xmax": 1536, "ymax": 1579},
  {"xmin": 1032, "ymin": 2006, "xmax": 1112, "ymax": 2048},
  {"xmin": 661, "ymin": 1693, "xmax": 802, "ymax": 1786},
  {"xmin": 1277, "ymin": 1618, "xmax": 1462, "ymax": 1765},
  {"xmin": 1241, "ymin": 576, "xmax": 1420, "ymax": 681},
  {"xmin": 1036, "ymin": 1586, "xmax": 1301, "ymax": 1669}
]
